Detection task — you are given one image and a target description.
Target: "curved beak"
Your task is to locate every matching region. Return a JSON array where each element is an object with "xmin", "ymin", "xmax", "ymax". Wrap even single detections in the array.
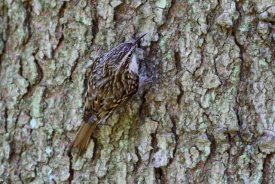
[{"xmin": 133, "ymin": 33, "xmax": 147, "ymax": 45}]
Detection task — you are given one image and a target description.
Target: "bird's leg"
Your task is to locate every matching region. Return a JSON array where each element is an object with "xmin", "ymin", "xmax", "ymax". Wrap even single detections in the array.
[{"xmin": 139, "ymin": 77, "xmax": 153, "ymax": 87}]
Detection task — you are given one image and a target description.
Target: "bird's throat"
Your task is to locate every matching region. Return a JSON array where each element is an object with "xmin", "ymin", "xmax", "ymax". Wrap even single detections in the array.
[{"xmin": 129, "ymin": 54, "xmax": 138, "ymax": 74}]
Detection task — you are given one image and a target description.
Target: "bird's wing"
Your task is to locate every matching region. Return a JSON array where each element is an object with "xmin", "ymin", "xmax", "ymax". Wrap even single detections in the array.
[{"xmin": 84, "ymin": 56, "xmax": 139, "ymax": 125}]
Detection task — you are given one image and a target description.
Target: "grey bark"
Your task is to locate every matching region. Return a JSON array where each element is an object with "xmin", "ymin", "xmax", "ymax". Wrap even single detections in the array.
[{"xmin": 1, "ymin": 0, "xmax": 275, "ymax": 183}]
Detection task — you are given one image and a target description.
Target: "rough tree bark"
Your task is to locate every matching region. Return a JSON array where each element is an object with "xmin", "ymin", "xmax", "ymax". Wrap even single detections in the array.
[{"xmin": 1, "ymin": 0, "xmax": 275, "ymax": 183}]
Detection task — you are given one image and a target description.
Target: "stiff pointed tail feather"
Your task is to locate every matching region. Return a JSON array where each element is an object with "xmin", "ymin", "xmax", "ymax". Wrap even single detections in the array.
[{"xmin": 68, "ymin": 122, "xmax": 97, "ymax": 156}]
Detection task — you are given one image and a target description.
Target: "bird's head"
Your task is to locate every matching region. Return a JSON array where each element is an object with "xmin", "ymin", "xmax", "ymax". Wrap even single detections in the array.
[{"xmin": 104, "ymin": 33, "xmax": 146, "ymax": 74}]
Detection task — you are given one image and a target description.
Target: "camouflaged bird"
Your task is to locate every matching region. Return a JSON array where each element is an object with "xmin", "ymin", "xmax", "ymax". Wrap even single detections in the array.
[{"xmin": 69, "ymin": 34, "xmax": 146, "ymax": 156}]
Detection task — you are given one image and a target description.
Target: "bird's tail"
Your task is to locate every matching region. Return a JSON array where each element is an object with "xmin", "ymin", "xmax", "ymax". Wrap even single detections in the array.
[{"xmin": 68, "ymin": 122, "xmax": 97, "ymax": 157}]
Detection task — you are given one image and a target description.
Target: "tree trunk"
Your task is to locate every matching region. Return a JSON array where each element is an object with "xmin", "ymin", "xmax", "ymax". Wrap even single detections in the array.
[{"xmin": 1, "ymin": 0, "xmax": 275, "ymax": 183}]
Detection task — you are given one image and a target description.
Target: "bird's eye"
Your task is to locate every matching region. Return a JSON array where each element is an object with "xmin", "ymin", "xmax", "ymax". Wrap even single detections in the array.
[{"xmin": 128, "ymin": 53, "xmax": 132, "ymax": 58}]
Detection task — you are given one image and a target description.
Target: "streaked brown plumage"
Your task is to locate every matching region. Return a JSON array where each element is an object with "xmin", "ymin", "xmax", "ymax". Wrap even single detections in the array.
[{"xmin": 69, "ymin": 34, "xmax": 146, "ymax": 156}]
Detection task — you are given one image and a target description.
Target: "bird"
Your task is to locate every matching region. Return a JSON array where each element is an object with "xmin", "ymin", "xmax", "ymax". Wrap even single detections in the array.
[{"xmin": 69, "ymin": 33, "xmax": 147, "ymax": 156}]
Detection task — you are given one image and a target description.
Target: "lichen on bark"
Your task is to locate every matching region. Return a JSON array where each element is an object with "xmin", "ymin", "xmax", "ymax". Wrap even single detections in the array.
[{"xmin": 1, "ymin": 0, "xmax": 275, "ymax": 183}]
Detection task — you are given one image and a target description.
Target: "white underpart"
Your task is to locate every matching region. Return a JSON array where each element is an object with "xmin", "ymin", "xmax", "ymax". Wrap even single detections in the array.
[{"xmin": 129, "ymin": 54, "xmax": 138, "ymax": 74}]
